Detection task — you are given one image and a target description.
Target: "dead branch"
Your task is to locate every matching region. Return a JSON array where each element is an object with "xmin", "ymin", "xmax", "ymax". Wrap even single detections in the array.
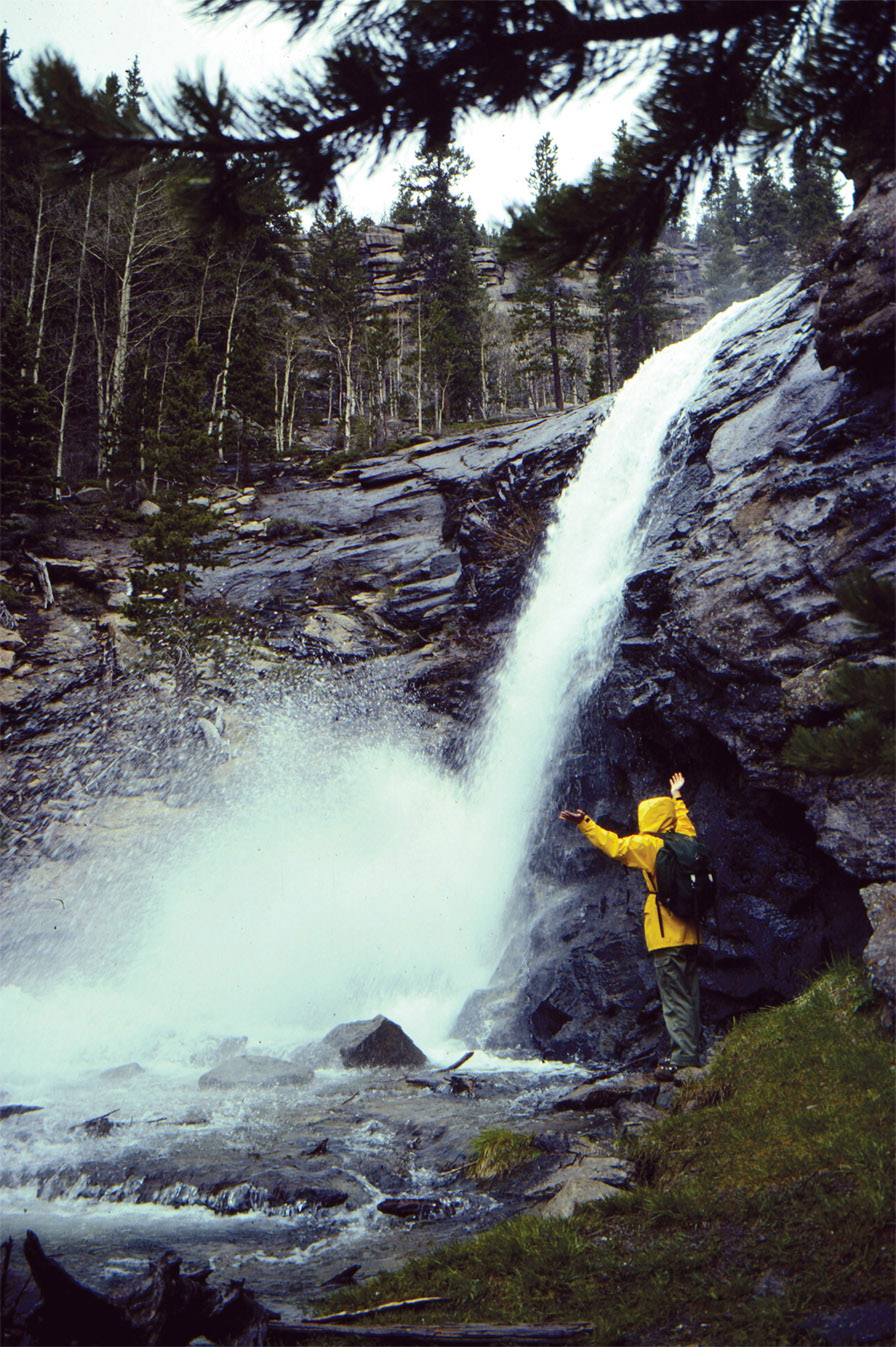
[
  {"xmin": 22, "ymin": 553, "xmax": 54, "ymax": 608},
  {"xmin": 307, "ymin": 1296, "xmax": 448, "ymax": 1322}
]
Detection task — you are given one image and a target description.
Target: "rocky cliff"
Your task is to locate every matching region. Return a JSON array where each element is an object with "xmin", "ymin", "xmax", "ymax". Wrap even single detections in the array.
[{"xmin": 457, "ymin": 177, "xmax": 895, "ymax": 1061}]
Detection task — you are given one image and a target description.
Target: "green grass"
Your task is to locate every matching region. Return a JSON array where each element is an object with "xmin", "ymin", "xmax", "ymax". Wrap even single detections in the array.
[
  {"xmin": 309, "ymin": 963, "xmax": 894, "ymax": 1345},
  {"xmin": 469, "ymin": 1129, "xmax": 539, "ymax": 1182}
]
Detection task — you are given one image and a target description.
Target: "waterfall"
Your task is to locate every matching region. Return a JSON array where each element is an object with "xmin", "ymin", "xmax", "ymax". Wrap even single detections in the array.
[{"xmin": 2, "ymin": 297, "xmax": 759, "ymax": 1090}]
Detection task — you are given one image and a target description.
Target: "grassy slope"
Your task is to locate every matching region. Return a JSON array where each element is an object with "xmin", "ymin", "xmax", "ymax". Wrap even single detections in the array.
[{"xmin": 313, "ymin": 964, "xmax": 894, "ymax": 1345}]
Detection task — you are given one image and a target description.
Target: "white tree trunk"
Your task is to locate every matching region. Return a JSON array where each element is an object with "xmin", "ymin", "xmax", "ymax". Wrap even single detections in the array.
[
  {"xmin": 33, "ymin": 233, "xmax": 55, "ymax": 383},
  {"xmin": 56, "ymin": 175, "xmax": 95, "ymax": 490},
  {"xmin": 101, "ymin": 172, "xmax": 144, "ymax": 474},
  {"xmin": 26, "ymin": 180, "xmax": 45, "ymax": 325}
]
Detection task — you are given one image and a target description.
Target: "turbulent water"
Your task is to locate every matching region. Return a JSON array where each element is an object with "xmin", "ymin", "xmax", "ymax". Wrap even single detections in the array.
[{"xmin": 2, "ymin": 297, "xmax": 758, "ymax": 1097}]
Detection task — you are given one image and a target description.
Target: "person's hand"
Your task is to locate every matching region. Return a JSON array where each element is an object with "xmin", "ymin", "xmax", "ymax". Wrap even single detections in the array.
[
  {"xmin": 669, "ymin": 772, "xmax": 684, "ymax": 798},
  {"xmin": 559, "ymin": 808, "xmax": 587, "ymax": 823}
]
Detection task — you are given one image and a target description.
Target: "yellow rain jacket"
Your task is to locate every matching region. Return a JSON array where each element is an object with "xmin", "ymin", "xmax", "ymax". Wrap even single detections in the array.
[{"xmin": 576, "ymin": 796, "xmax": 700, "ymax": 952}]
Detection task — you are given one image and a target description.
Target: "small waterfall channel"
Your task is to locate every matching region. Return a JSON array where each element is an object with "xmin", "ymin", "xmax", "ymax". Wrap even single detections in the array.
[{"xmin": 0, "ymin": 293, "xmax": 763, "ymax": 1306}]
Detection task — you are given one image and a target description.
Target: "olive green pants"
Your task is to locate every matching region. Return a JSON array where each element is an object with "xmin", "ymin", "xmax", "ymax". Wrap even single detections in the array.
[{"xmin": 652, "ymin": 946, "xmax": 701, "ymax": 1068}]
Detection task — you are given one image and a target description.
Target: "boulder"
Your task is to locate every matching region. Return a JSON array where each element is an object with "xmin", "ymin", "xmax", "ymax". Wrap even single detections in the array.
[
  {"xmin": 74, "ymin": 486, "xmax": 109, "ymax": 505},
  {"xmin": 315, "ymin": 1015, "xmax": 428, "ymax": 1069},
  {"xmin": 197, "ymin": 1054, "xmax": 314, "ymax": 1089}
]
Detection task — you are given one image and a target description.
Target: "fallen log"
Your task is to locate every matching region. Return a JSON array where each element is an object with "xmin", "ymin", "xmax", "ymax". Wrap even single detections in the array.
[{"xmin": 277, "ymin": 1322, "xmax": 594, "ymax": 1343}]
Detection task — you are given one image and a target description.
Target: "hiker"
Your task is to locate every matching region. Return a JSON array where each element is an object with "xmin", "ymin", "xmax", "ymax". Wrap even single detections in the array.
[{"xmin": 559, "ymin": 771, "xmax": 703, "ymax": 1080}]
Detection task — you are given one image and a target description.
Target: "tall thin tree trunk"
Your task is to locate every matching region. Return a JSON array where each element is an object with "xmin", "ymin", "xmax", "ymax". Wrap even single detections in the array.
[
  {"xmin": 33, "ymin": 233, "xmax": 55, "ymax": 383},
  {"xmin": 217, "ymin": 264, "xmax": 244, "ymax": 459},
  {"xmin": 152, "ymin": 346, "xmax": 171, "ymax": 497},
  {"xmin": 56, "ymin": 174, "xmax": 95, "ymax": 491},
  {"xmin": 287, "ymin": 384, "xmax": 298, "ymax": 453},
  {"xmin": 194, "ymin": 252, "xmax": 212, "ymax": 343},
  {"xmin": 101, "ymin": 172, "xmax": 144, "ymax": 475},
  {"xmin": 343, "ymin": 325, "xmax": 354, "ymax": 446},
  {"xmin": 26, "ymin": 180, "xmax": 45, "ymax": 325},
  {"xmin": 416, "ymin": 295, "xmax": 423, "ymax": 434},
  {"xmin": 548, "ymin": 288, "xmax": 564, "ymax": 411}
]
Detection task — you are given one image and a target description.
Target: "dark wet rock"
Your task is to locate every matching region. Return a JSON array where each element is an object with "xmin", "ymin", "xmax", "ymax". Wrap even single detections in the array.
[
  {"xmin": 552, "ymin": 1072, "xmax": 660, "ymax": 1112},
  {"xmin": 458, "ymin": 272, "xmax": 893, "ymax": 1062},
  {"xmin": 0, "ymin": 1105, "xmax": 43, "ymax": 1121},
  {"xmin": 377, "ymin": 1196, "xmax": 450, "ymax": 1221},
  {"xmin": 798, "ymin": 1302, "xmax": 896, "ymax": 1346},
  {"xmin": 815, "ymin": 171, "xmax": 895, "ymax": 379},
  {"xmin": 312, "ymin": 1015, "xmax": 428, "ymax": 1069},
  {"xmin": 197, "ymin": 1054, "xmax": 314, "ymax": 1089}
]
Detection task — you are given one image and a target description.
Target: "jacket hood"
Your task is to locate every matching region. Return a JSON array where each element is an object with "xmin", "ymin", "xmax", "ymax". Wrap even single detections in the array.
[{"xmin": 637, "ymin": 796, "xmax": 677, "ymax": 834}]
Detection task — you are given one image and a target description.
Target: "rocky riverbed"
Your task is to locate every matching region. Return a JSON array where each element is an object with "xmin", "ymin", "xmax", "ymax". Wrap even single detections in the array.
[{"xmin": 1, "ymin": 1048, "xmax": 668, "ymax": 1327}]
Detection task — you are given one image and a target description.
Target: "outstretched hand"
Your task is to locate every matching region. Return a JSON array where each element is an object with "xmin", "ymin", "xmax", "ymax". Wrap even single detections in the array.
[
  {"xmin": 559, "ymin": 808, "xmax": 587, "ymax": 824},
  {"xmin": 669, "ymin": 771, "xmax": 685, "ymax": 798}
]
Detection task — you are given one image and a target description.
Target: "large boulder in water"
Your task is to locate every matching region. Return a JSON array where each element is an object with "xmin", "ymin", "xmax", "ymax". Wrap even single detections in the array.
[
  {"xmin": 315, "ymin": 1015, "xmax": 428, "ymax": 1069},
  {"xmin": 198, "ymin": 1054, "xmax": 314, "ymax": 1089}
]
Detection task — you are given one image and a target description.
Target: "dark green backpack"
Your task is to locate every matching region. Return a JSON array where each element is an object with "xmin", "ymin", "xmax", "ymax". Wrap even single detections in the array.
[{"xmin": 653, "ymin": 832, "xmax": 718, "ymax": 932}]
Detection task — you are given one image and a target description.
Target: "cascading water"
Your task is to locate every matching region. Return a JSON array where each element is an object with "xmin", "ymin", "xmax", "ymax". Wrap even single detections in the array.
[{"xmin": 2, "ymin": 296, "xmax": 757, "ymax": 1096}]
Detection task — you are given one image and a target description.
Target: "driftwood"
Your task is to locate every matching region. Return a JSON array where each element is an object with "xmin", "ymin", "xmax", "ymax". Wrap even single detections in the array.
[
  {"xmin": 19, "ymin": 1231, "xmax": 276, "ymax": 1346},
  {"xmin": 0, "ymin": 1105, "xmax": 43, "ymax": 1121},
  {"xmin": 21, "ymin": 552, "xmax": 54, "ymax": 608},
  {"xmin": 12, "ymin": 1232, "xmax": 593, "ymax": 1346},
  {"xmin": 406, "ymin": 1051, "xmax": 477, "ymax": 1095}
]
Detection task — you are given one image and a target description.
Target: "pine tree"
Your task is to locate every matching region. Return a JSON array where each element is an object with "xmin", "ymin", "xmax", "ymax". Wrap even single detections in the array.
[
  {"xmin": 595, "ymin": 127, "xmax": 676, "ymax": 382},
  {"xmin": 226, "ymin": 310, "xmax": 272, "ymax": 483},
  {"xmin": 783, "ymin": 568, "xmax": 895, "ymax": 777},
  {"xmin": 14, "ymin": 4, "xmax": 892, "ymax": 272}
]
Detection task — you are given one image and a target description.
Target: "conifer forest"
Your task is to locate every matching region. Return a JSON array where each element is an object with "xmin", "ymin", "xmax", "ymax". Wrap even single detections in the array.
[{"xmin": 2, "ymin": 15, "xmax": 849, "ymax": 534}]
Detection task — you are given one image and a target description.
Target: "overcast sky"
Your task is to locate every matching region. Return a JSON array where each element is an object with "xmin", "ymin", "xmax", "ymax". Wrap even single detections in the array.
[{"xmin": 8, "ymin": 0, "xmax": 643, "ymax": 229}]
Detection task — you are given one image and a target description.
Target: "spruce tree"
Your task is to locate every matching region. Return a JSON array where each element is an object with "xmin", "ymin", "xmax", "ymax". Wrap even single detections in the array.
[
  {"xmin": 394, "ymin": 145, "xmax": 485, "ymax": 431},
  {"xmin": 698, "ymin": 168, "xmax": 750, "ymax": 315},
  {"xmin": 790, "ymin": 134, "xmax": 844, "ymax": 264},
  {"xmin": 0, "ymin": 297, "xmax": 56, "ymax": 512},
  {"xmin": 301, "ymin": 193, "xmax": 371, "ymax": 447},
  {"xmin": 745, "ymin": 159, "xmax": 794, "ymax": 293},
  {"xmin": 783, "ymin": 568, "xmax": 895, "ymax": 777},
  {"xmin": 508, "ymin": 134, "xmax": 585, "ymax": 411},
  {"xmin": 129, "ymin": 341, "xmax": 224, "ymax": 621}
]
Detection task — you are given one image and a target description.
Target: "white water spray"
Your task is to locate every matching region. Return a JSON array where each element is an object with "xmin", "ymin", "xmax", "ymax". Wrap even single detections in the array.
[{"xmin": 2, "ymin": 298, "xmax": 757, "ymax": 1089}]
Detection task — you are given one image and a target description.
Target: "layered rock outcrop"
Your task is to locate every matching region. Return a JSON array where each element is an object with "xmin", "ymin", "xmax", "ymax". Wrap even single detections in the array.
[{"xmin": 457, "ymin": 270, "xmax": 894, "ymax": 1061}]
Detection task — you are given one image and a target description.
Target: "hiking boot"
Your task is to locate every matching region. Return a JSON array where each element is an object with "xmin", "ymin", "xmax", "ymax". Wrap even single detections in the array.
[{"xmin": 654, "ymin": 1059, "xmax": 676, "ymax": 1082}]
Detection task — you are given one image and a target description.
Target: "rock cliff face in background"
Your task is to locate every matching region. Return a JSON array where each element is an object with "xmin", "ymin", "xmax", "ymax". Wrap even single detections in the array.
[
  {"xmin": 361, "ymin": 222, "xmax": 709, "ymax": 344},
  {"xmin": 456, "ymin": 177, "xmax": 895, "ymax": 1061},
  {"xmin": 2, "ymin": 177, "xmax": 892, "ymax": 1060}
]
